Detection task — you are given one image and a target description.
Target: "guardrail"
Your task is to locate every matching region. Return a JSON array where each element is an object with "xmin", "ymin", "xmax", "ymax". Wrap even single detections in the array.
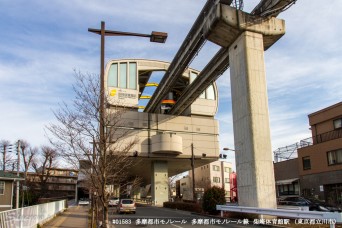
[
  {"xmin": 0, "ymin": 200, "xmax": 66, "ymax": 228},
  {"xmin": 216, "ymin": 205, "xmax": 342, "ymax": 228}
]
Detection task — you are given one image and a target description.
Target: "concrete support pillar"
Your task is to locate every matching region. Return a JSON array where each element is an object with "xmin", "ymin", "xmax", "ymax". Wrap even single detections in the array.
[
  {"xmin": 229, "ymin": 31, "xmax": 277, "ymax": 209},
  {"xmin": 151, "ymin": 160, "xmax": 168, "ymax": 206}
]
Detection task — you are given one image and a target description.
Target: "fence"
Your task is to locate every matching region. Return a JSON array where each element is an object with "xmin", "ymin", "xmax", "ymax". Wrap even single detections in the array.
[{"xmin": 0, "ymin": 200, "xmax": 66, "ymax": 228}]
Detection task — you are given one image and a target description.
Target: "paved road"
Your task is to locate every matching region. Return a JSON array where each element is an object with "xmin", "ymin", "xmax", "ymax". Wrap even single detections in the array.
[{"xmin": 108, "ymin": 204, "xmax": 268, "ymax": 228}]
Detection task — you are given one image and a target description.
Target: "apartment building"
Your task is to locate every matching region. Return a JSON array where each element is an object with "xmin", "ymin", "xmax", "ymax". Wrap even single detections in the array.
[
  {"xmin": 274, "ymin": 102, "xmax": 342, "ymax": 207},
  {"xmin": 297, "ymin": 102, "xmax": 342, "ymax": 206},
  {"xmin": 177, "ymin": 161, "xmax": 233, "ymax": 201},
  {"xmin": 27, "ymin": 167, "xmax": 78, "ymax": 200}
]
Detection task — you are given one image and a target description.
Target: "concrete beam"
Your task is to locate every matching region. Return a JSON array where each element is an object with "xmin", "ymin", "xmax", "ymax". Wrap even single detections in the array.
[{"xmin": 207, "ymin": 4, "xmax": 285, "ymax": 50}]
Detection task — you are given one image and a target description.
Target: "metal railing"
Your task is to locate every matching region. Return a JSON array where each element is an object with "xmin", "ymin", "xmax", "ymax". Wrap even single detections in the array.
[
  {"xmin": 0, "ymin": 200, "xmax": 66, "ymax": 228},
  {"xmin": 216, "ymin": 205, "xmax": 342, "ymax": 227},
  {"xmin": 314, "ymin": 128, "xmax": 342, "ymax": 144}
]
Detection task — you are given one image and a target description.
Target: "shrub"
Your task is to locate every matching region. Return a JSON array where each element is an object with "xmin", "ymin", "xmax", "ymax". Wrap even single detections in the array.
[
  {"xmin": 202, "ymin": 186, "xmax": 226, "ymax": 214},
  {"xmin": 163, "ymin": 201, "xmax": 202, "ymax": 213}
]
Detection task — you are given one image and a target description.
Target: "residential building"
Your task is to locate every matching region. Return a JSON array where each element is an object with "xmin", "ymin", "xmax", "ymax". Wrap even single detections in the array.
[
  {"xmin": 298, "ymin": 102, "xmax": 342, "ymax": 206},
  {"xmin": 179, "ymin": 175, "xmax": 192, "ymax": 200},
  {"xmin": 273, "ymin": 102, "xmax": 342, "ymax": 207},
  {"xmin": 0, "ymin": 171, "xmax": 24, "ymax": 211},
  {"xmin": 177, "ymin": 161, "xmax": 233, "ymax": 201},
  {"xmin": 26, "ymin": 167, "xmax": 78, "ymax": 200},
  {"xmin": 274, "ymin": 158, "xmax": 300, "ymax": 197}
]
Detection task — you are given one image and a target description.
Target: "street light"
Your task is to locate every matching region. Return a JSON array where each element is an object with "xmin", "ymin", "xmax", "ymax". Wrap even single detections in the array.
[
  {"xmin": 221, "ymin": 148, "xmax": 236, "ymax": 159},
  {"xmin": 88, "ymin": 28, "xmax": 167, "ymax": 43}
]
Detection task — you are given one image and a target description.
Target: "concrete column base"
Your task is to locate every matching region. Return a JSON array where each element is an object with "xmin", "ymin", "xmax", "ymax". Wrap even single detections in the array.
[{"xmin": 151, "ymin": 160, "xmax": 169, "ymax": 206}]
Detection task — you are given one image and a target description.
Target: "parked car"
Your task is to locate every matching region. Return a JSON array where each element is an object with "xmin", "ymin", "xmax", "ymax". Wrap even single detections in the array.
[
  {"xmin": 78, "ymin": 198, "xmax": 90, "ymax": 206},
  {"xmin": 116, "ymin": 199, "xmax": 136, "ymax": 214},
  {"xmin": 278, "ymin": 196, "xmax": 341, "ymax": 212},
  {"xmin": 109, "ymin": 197, "xmax": 119, "ymax": 207}
]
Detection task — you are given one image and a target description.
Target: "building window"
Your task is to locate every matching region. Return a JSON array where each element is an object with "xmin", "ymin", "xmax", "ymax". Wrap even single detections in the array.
[
  {"xmin": 327, "ymin": 149, "xmax": 342, "ymax": 165},
  {"xmin": 119, "ymin": 63, "xmax": 127, "ymax": 88},
  {"xmin": 128, "ymin": 63, "xmax": 137, "ymax": 89},
  {"xmin": 225, "ymin": 178, "xmax": 230, "ymax": 183},
  {"xmin": 190, "ymin": 72, "xmax": 216, "ymax": 100},
  {"xmin": 108, "ymin": 63, "xmax": 118, "ymax": 87},
  {"xmin": 277, "ymin": 183, "xmax": 300, "ymax": 196},
  {"xmin": 213, "ymin": 177, "xmax": 220, "ymax": 183},
  {"xmin": 213, "ymin": 165, "xmax": 220, "ymax": 171},
  {"xmin": 333, "ymin": 118, "xmax": 342, "ymax": 129},
  {"xmin": 0, "ymin": 181, "xmax": 4, "ymax": 195},
  {"xmin": 224, "ymin": 167, "xmax": 231, "ymax": 173},
  {"xmin": 302, "ymin": 156, "xmax": 311, "ymax": 170}
]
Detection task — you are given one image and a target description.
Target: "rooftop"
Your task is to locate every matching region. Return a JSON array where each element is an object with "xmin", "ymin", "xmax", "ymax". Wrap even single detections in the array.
[{"xmin": 0, "ymin": 171, "xmax": 24, "ymax": 180}]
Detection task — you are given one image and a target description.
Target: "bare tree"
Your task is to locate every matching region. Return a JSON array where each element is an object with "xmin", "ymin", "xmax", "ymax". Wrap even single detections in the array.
[
  {"xmin": 32, "ymin": 146, "xmax": 58, "ymax": 197},
  {"xmin": 168, "ymin": 173, "xmax": 183, "ymax": 200},
  {"xmin": 19, "ymin": 140, "xmax": 37, "ymax": 179},
  {"xmin": 0, "ymin": 140, "xmax": 15, "ymax": 171},
  {"xmin": 47, "ymin": 71, "xmax": 140, "ymax": 227},
  {"xmin": 18, "ymin": 140, "xmax": 37, "ymax": 206}
]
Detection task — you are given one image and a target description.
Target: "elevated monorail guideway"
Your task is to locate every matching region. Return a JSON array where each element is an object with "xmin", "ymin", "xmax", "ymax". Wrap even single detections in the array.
[
  {"xmin": 170, "ymin": 0, "xmax": 296, "ymax": 115},
  {"xmin": 251, "ymin": 0, "xmax": 297, "ymax": 17},
  {"xmin": 143, "ymin": 0, "xmax": 220, "ymax": 113},
  {"xmin": 169, "ymin": 47, "xmax": 229, "ymax": 115},
  {"xmin": 144, "ymin": 0, "xmax": 294, "ymax": 115}
]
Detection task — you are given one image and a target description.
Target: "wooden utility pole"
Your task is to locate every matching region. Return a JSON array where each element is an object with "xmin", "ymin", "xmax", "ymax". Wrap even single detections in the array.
[{"xmin": 191, "ymin": 143, "xmax": 196, "ymax": 201}]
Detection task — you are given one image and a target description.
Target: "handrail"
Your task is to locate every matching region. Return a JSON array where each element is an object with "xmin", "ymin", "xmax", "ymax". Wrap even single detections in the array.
[
  {"xmin": 0, "ymin": 200, "xmax": 66, "ymax": 228},
  {"xmin": 313, "ymin": 128, "xmax": 342, "ymax": 144},
  {"xmin": 216, "ymin": 204, "xmax": 342, "ymax": 225}
]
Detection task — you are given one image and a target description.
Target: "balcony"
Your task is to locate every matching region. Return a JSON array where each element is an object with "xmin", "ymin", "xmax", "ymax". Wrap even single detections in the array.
[{"xmin": 313, "ymin": 128, "xmax": 342, "ymax": 144}]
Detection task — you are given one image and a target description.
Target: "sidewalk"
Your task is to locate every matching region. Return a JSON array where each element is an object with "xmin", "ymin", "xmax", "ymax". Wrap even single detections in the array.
[{"xmin": 42, "ymin": 205, "xmax": 89, "ymax": 228}]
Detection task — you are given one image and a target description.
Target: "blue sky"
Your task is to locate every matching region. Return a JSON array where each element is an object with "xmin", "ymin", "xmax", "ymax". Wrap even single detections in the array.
[{"xmin": 1, "ymin": 0, "xmax": 341, "ymax": 169}]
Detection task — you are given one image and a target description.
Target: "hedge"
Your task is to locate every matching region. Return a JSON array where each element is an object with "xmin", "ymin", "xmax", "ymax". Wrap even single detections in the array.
[{"xmin": 163, "ymin": 201, "xmax": 202, "ymax": 213}]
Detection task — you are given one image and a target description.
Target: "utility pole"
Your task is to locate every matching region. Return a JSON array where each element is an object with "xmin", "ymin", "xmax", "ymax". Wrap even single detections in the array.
[
  {"xmin": 16, "ymin": 140, "xmax": 20, "ymax": 209},
  {"xmin": 191, "ymin": 143, "xmax": 196, "ymax": 201},
  {"xmin": 91, "ymin": 140, "xmax": 96, "ymax": 228},
  {"xmin": 1, "ymin": 142, "xmax": 12, "ymax": 171},
  {"xmin": 2, "ymin": 144, "xmax": 6, "ymax": 171}
]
